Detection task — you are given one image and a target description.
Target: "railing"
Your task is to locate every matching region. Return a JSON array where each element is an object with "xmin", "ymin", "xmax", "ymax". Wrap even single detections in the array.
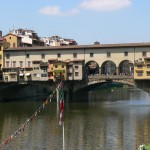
[
  {"xmin": 87, "ymin": 75, "xmax": 135, "ymax": 86},
  {"xmin": 88, "ymin": 75, "xmax": 134, "ymax": 80}
]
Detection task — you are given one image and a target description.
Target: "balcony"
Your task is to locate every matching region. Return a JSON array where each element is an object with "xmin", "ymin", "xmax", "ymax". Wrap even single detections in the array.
[{"xmin": 134, "ymin": 60, "xmax": 144, "ymax": 65}]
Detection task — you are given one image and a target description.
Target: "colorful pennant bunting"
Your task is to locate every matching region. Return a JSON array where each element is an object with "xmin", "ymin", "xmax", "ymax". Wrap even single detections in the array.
[{"xmin": 0, "ymin": 80, "xmax": 64, "ymax": 148}]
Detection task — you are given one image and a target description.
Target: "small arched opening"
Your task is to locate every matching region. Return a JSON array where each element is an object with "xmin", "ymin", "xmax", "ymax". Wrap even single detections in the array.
[
  {"xmin": 101, "ymin": 61, "xmax": 116, "ymax": 75},
  {"xmin": 85, "ymin": 61, "xmax": 99, "ymax": 75},
  {"xmin": 118, "ymin": 60, "xmax": 134, "ymax": 75}
]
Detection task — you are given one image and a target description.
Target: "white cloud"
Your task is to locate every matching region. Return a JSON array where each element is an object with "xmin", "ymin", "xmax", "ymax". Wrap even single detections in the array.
[
  {"xmin": 39, "ymin": 0, "xmax": 132, "ymax": 16},
  {"xmin": 80, "ymin": 0, "xmax": 132, "ymax": 11},
  {"xmin": 39, "ymin": 6, "xmax": 79, "ymax": 16}
]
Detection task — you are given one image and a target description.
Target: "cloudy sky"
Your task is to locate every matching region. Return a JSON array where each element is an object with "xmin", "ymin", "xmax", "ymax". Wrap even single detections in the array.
[{"xmin": 0, "ymin": 0, "xmax": 150, "ymax": 45}]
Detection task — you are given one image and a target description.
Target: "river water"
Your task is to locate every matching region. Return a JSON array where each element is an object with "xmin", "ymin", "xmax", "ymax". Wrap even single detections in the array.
[{"xmin": 0, "ymin": 85, "xmax": 150, "ymax": 150}]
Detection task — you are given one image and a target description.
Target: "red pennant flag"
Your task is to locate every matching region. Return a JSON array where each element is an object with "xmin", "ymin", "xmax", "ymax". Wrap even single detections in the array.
[
  {"xmin": 5, "ymin": 139, "xmax": 8, "ymax": 145},
  {"xmin": 59, "ymin": 82, "xmax": 64, "ymax": 125}
]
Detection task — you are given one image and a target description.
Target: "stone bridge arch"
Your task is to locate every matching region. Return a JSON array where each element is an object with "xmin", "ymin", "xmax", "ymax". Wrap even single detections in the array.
[{"xmin": 72, "ymin": 80, "xmax": 135, "ymax": 101}]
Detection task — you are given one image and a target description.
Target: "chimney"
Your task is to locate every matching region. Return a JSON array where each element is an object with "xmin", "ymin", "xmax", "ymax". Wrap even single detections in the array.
[{"xmin": 0, "ymin": 31, "xmax": 2, "ymax": 37}]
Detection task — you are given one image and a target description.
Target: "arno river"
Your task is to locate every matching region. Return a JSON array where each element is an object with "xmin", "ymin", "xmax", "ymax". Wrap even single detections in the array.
[{"xmin": 0, "ymin": 84, "xmax": 150, "ymax": 150}]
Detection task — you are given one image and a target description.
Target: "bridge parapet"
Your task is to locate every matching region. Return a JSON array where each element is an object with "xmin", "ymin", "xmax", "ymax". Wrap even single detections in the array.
[
  {"xmin": 88, "ymin": 75, "xmax": 134, "ymax": 80},
  {"xmin": 88, "ymin": 75, "xmax": 135, "ymax": 86}
]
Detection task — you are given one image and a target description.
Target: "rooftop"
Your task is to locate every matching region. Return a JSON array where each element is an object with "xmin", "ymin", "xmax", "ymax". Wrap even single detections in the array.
[{"xmin": 4, "ymin": 42, "xmax": 150, "ymax": 51}]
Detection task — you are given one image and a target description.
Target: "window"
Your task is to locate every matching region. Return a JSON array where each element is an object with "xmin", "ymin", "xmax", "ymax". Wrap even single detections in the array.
[
  {"xmin": 147, "ymin": 71, "xmax": 150, "ymax": 76},
  {"xmin": 57, "ymin": 53, "xmax": 61, "ymax": 58},
  {"xmin": 26, "ymin": 54, "xmax": 30, "ymax": 58},
  {"xmin": 20, "ymin": 61, "xmax": 23, "ymax": 68},
  {"xmin": 0, "ymin": 46, "xmax": 1, "ymax": 51},
  {"xmin": 33, "ymin": 74, "xmax": 37, "ymax": 77},
  {"xmin": 124, "ymin": 52, "xmax": 128, "ymax": 56},
  {"xmin": 73, "ymin": 53, "xmax": 77, "ymax": 58},
  {"xmin": 147, "ymin": 65, "xmax": 150, "ymax": 68},
  {"xmin": 41, "ymin": 54, "xmax": 45, "ymax": 59},
  {"xmin": 6, "ymin": 54, "xmax": 10, "ymax": 59},
  {"xmin": 68, "ymin": 66, "xmax": 72, "ymax": 70},
  {"xmin": 90, "ymin": 53, "xmax": 94, "ymax": 57},
  {"xmin": 27, "ymin": 61, "xmax": 31, "ymax": 67},
  {"xmin": 137, "ymin": 71, "xmax": 143, "ymax": 76},
  {"xmin": 55, "ymin": 65, "xmax": 57, "ymax": 68},
  {"xmin": 13, "ymin": 43, "xmax": 15, "ymax": 47},
  {"xmin": 10, "ymin": 75, "xmax": 15, "ymax": 79},
  {"xmin": 32, "ymin": 61, "xmax": 40, "ymax": 64},
  {"xmin": 13, "ymin": 61, "xmax": 16, "ymax": 67},
  {"xmin": 41, "ymin": 74, "xmax": 47, "ymax": 77},
  {"xmin": 62, "ymin": 65, "xmax": 64, "ymax": 68},
  {"xmin": 146, "ymin": 58, "xmax": 150, "ymax": 63},
  {"xmin": 34, "ymin": 67, "xmax": 39, "ymax": 70},
  {"xmin": 9, "ymin": 37, "xmax": 11, "ymax": 39},
  {"xmin": 137, "ymin": 65, "xmax": 143, "ymax": 68},
  {"xmin": 48, "ymin": 72, "xmax": 53, "ymax": 76},
  {"xmin": 142, "ymin": 51, "xmax": 147, "ymax": 57},
  {"xmin": 107, "ymin": 52, "xmax": 111, "ymax": 58},
  {"xmin": 0, "ymin": 55, "xmax": 2, "ymax": 60},
  {"xmin": 41, "ymin": 68, "xmax": 47, "ymax": 72},
  {"xmin": 75, "ymin": 72, "xmax": 79, "ymax": 76},
  {"xmin": 75, "ymin": 66, "xmax": 79, "ymax": 69},
  {"xmin": 6, "ymin": 61, "xmax": 9, "ymax": 67},
  {"xmin": 68, "ymin": 73, "xmax": 72, "ymax": 77}
]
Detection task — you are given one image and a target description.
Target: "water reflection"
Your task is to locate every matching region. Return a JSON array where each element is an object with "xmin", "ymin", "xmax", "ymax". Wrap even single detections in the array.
[{"xmin": 0, "ymin": 87, "xmax": 150, "ymax": 150}]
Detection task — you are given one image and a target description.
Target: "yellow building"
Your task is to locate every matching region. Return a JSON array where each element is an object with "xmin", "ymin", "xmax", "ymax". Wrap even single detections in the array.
[
  {"xmin": 0, "ymin": 38, "xmax": 4, "ymax": 68},
  {"xmin": 3, "ymin": 33, "xmax": 21, "ymax": 48},
  {"xmin": 134, "ymin": 58, "xmax": 150, "ymax": 79},
  {"xmin": 53, "ymin": 61, "xmax": 68, "ymax": 80},
  {"xmin": 0, "ymin": 37, "xmax": 9, "ymax": 68}
]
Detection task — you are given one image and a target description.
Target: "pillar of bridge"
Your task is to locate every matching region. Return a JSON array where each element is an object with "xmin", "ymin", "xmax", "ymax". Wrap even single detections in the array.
[
  {"xmin": 116, "ymin": 67, "xmax": 119, "ymax": 75},
  {"xmin": 99, "ymin": 67, "xmax": 101, "ymax": 75}
]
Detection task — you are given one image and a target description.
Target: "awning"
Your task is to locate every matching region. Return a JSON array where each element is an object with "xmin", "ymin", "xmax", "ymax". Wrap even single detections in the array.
[
  {"xmin": 19, "ymin": 73, "xmax": 24, "ymax": 76},
  {"xmin": 9, "ymin": 72, "xmax": 17, "ymax": 74},
  {"xmin": 25, "ymin": 73, "xmax": 31, "ymax": 76}
]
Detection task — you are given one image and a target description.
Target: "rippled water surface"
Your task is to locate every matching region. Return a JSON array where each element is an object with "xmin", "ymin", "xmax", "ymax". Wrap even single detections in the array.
[{"xmin": 1, "ymin": 86, "xmax": 150, "ymax": 150}]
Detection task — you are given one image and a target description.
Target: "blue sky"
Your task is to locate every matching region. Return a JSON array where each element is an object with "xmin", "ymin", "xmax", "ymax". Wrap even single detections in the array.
[{"xmin": 1, "ymin": 0, "xmax": 150, "ymax": 45}]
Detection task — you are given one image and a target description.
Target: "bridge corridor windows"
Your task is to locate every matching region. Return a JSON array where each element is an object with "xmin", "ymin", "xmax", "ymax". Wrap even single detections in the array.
[
  {"xmin": 101, "ymin": 61, "xmax": 116, "ymax": 75},
  {"xmin": 142, "ymin": 51, "xmax": 147, "ymax": 57},
  {"xmin": 119, "ymin": 60, "xmax": 133, "ymax": 75},
  {"xmin": 124, "ymin": 52, "xmax": 128, "ymax": 56},
  {"xmin": 90, "ymin": 53, "xmax": 94, "ymax": 57},
  {"xmin": 107, "ymin": 52, "xmax": 111, "ymax": 58},
  {"xmin": 85, "ymin": 61, "xmax": 99, "ymax": 75},
  {"xmin": 73, "ymin": 53, "xmax": 77, "ymax": 58}
]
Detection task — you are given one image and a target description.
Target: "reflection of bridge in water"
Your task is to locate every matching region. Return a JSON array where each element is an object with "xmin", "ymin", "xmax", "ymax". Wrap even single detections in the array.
[{"xmin": 87, "ymin": 75, "xmax": 135, "ymax": 86}]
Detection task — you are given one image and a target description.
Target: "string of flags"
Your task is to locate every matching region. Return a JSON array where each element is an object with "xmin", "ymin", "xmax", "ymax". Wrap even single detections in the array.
[
  {"xmin": 59, "ymin": 85, "xmax": 64, "ymax": 125},
  {"xmin": 0, "ymin": 80, "xmax": 64, "ymax": 149}
]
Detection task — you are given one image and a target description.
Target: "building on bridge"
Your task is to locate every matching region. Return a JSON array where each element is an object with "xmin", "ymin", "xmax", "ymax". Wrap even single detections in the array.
[
  {"xmin": 2, "ymin": 57, "xmax": 84, "ymax": 82},
  {"xmin": 0, "ymin": 31, "xmax": 10, "ymax": 69},
  {"xmin": 134, "ymin": 57, "xmax": 150, "ymax": 79},
  {"xmin": 2, "ymin": 42, "xmax": 150, "ymax": 82}
]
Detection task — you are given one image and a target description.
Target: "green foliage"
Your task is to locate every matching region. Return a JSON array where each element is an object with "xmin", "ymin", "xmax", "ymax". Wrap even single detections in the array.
[
  {"xmin": 139, "ymin": 144, "xmax": 150, "ymax": 150},
  {"xmin": 145, "ymin": 144, "xmax": 150, "ymax": 150}
]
